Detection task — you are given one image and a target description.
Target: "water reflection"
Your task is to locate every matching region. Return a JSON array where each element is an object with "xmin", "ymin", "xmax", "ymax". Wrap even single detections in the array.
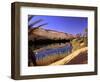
[
  {"xmin": 33, "ymin": 42, "xmax": 69, "ymax": 52},
  {"xmin": 28, "ymin": 40, "xmax": 73, "ymax": 66}
]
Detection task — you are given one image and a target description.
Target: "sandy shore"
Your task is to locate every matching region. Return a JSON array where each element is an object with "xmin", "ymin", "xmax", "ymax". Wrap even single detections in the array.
[{"xmin": 49, "ymin": 47, "xmax": 88, "ymax": 65}]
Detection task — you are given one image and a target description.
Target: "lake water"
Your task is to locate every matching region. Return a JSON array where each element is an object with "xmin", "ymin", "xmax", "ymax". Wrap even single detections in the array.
[
  {"xmin": 32, "ymin": 42, "xmax": 73, "ymax": 60},
  {"xmin": 28, "ymin": 41, "xmax": 73, "ymax": 66}
]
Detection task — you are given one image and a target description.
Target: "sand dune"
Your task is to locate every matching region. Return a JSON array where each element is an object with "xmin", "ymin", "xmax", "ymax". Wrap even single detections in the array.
[{"xmin": 29, "ymin": 27, "xmax": 76, "ymax": 41}]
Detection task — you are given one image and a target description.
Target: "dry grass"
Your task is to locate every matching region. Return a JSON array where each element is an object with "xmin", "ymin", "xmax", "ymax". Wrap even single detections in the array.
[
  {"xmin": 36, "ymin": 53, "xmax": 68, "ymax": 66},
  {"xmin": 71, "ymin": 37, "xmax": 87, "ymax": 51},
  {"xmin": 49, "ymin": 47, "xmax": 87, "ymax": 66},
  {"xmin": 29, "ymin": 37, "xmax": 88, "ymax": 66}
]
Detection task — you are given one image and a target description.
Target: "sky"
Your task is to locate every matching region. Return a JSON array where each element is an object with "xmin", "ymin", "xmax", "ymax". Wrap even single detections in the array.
[{"xmin": 28, "ymin": 15, "xmax": 88, "ymax": 35}]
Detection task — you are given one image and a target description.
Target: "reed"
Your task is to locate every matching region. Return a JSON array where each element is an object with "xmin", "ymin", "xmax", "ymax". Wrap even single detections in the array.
[{"xmin": 36, "ymin": 53, "xmax": 67, "ymax": 66}]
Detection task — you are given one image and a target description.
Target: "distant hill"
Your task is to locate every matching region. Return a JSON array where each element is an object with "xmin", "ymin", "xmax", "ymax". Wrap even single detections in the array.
[{"xmin": 28, "ymin": 27, "xmax": 76, "ymax": 41}]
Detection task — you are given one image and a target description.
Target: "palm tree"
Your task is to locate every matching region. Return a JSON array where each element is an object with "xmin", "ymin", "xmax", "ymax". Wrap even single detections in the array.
[
  {"xmin": 83, "ymin": 28, "xmax": 88, "ymax": 38},
  {"xmin": 28, "ymin": 15, "xmax": 48, "ymax": 34},
  {"xmin": 82, "ymin": 28, "xmax": 88, "ymax": 46},
  {"xmin": 28, "ymin": 15, "xmax": 48, "ymax": 66}
]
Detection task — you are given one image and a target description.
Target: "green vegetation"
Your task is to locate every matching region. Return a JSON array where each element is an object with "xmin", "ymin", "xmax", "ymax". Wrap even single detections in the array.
[{"xmin": 71, "ymin": 37, "xmax": 87, "ymax": 52}]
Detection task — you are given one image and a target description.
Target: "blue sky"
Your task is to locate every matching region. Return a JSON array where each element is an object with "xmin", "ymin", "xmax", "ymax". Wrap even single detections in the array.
[{"xmin": 28, "ymin": 15, "xmax": 88, "ymax": 35}]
